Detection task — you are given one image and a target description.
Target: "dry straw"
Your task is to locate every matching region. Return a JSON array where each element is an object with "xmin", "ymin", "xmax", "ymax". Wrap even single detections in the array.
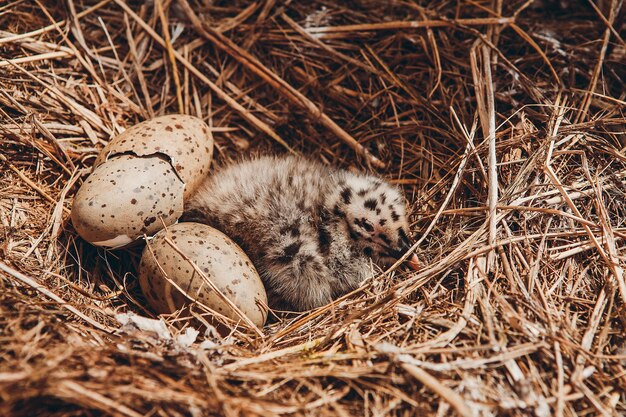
[{"xmin": 1, "ymin": 1, "xmax": 625, "ymax": 416}]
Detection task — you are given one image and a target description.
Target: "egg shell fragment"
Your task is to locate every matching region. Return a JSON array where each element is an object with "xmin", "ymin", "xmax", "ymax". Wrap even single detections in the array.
[
  {"xmin": 94, "ymin": 114, "xmax": 213, "ymax": 199},
  {"xmin": 71, "ymin": 154, "xmax": 184, "ymax": 248},
  {"xmin": 139, "ymin": 222, "xmax": 268, "ymax": 328}
]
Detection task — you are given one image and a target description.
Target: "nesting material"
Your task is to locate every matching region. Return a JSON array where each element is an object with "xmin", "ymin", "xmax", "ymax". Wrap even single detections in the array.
[{"xmin": 1, "ymin": 1, "xmax": 625, "ymax": 416}]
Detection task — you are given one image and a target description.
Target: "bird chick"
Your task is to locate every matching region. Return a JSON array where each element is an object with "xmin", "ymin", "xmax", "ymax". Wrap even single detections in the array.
[{"xmin": 185, "ymin": 155, "xmax": 417, "ymax": 311}]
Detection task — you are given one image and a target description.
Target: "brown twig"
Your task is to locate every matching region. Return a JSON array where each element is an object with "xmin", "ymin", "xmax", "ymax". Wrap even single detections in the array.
[{"xmin": 177, "ymin": 0, "xmax": 385, "ymax": 168}]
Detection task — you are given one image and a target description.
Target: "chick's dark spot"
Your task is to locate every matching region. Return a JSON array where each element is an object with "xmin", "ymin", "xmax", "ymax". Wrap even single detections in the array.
[
  {"xmin": 364, "ymin": 198, "xmax": 378, "ymax": 211},
  {"xmin": 361, "ymin": 218, "xmax": 374, "ymax": 232},
  {"xmin": 340, "ymin": 187, "xmax": 352, "ymax": 204},
  {"xmin": 379, "ymin": 233, "xmax": 392, "ymax": 245},
  {"xmin": 318, "ymin": 226, "xmax": 331, "ymax": 255},
  {"xmin": 390, "ymin": 211, "xmax": 400, "ymax": 222},
  {"xmin": 301, "ymin": 254, "xmax": 315, "ymax": 263},
  {"xmin": 278, "ymin": 241, "xmax": 302, "ymax": 263},
  {"xmin": 279, "ymin": 224, "xmax": 300, "ymax": 237},
  {"xmin": 398, "ymin": 227, "xmax": 410, "ymax": 245},
  {"xmin": 363, "ymin": 247, "xmax": 373, "ymax": 257}
]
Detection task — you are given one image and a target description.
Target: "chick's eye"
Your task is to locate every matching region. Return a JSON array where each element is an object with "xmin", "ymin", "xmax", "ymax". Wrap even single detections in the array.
[{"xmin": 354, "ymin": 217, "xmax": 374, "ymax": 232}]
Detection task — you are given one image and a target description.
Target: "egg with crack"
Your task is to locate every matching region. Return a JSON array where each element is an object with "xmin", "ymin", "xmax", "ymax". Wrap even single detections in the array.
[
  {"xmin": 139, "ymin": 222, "xmax": 268, "ymax": 328},
  {"xmin": 71, "ymin": 115, "xmax": 213, "ymax": 248}
]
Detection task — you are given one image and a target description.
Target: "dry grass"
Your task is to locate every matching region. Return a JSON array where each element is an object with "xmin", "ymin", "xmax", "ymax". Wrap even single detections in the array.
[{"xmin": 1, "ymin": 0, "xmax": 626, "ymax": 416}]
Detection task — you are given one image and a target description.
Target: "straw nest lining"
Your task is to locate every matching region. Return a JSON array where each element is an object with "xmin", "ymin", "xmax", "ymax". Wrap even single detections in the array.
[{"xmin": 1, "ymin": 0, "xmax": 625, "ymax": 416}]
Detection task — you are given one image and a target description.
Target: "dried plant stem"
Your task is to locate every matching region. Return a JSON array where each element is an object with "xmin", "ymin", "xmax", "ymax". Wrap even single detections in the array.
[
  {"xmin": 0, "ymin": 152, "xmax": 70, "ymax": 214},
  {"xmin": 0, "ymin": 261, "xmax": 111, "ymax": 333},
  {"xmin": 471, "ymin": 43, "xmax": 499, "ymax": 271},
  {"xmin": 400, "ymin": 364, "xmax": 473, "ymax": 417},
  {"xmin": 0, "ymin": 0, "xmax": 113, "ymax": 45},
  {"xmin": 305, "ymin": 17, "xmax": 515, "ymax": 34},
  {"xmin": 113, "ymin": 0, "xmax": 294, "ymax": 153},
  {"xmin": 58, "ymin": 380, "xmax": 143, "ymax": 417},
  {"xmin": 177, "ymin": 0, "xmax": 385, "ymax": 168},
  {"xmin": 155, "ymin": 0, "xmax": 184, "ymax": 114}
]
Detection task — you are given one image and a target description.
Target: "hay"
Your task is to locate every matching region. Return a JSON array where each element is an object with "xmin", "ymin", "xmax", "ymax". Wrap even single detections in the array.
[{"xmin": 1, "ymin": 0, "xmax": 625, "ymax": 415}]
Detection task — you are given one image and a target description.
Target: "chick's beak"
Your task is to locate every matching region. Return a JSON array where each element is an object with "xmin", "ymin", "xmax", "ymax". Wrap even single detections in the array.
[
  {"xmin": 406, "ymin": 252, "xmax": 420, "ymax": 271},
  {"xmin": 391, "ymin": 239, "xmax": 420, "ymax": 271}
]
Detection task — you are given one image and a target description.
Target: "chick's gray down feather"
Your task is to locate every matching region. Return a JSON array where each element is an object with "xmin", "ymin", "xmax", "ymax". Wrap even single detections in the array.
[{"xmin": 185, "ymin": 155, "xmax": 413, "ymax": 311}]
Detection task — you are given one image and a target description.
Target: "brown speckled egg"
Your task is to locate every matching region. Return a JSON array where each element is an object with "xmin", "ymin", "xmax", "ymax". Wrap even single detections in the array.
[
  {"xmin": 94, "ymin": 114, "xmax": 213, "ymax": 199},
  {"xmin": 72, "ymin": 114, "xmax": 213, "ymax": 247},
  {"xmin": 139, "ymin": 222, "xmax": 268, "ymax": 327},
  {"xmin": 71, "ymin": 154, "xmax": 185, "ymax": 248}
]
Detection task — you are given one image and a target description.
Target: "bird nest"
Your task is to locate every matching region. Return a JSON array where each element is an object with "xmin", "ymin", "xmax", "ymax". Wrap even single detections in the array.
[{"xmin": 1, "ymin": 1, "xmax": 625, "ymax": 416}]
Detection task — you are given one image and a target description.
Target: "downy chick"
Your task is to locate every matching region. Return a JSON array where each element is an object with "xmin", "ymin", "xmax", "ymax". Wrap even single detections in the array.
[{"xmin": 185, "ymin": 155, "xmax": 417, "ymax": 311}]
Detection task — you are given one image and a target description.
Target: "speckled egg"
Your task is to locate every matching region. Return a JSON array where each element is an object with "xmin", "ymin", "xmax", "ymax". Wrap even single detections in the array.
[
  {"xmin": 72, "ymin": 115, "xmax": 213, "ymax": 247},
  {"xmin": 138, "ymin": 222, "xmax": 268, "ymax": 328},
  {"xmin": 71, "ymin": 154, "xmax": 184, "ymax": 247},
  {"xmin": 94, "ymin": 114, "xmax": 213, "ymax": 199}
]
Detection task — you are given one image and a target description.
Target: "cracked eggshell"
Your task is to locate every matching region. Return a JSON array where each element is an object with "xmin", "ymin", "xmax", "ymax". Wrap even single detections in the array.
[
  {"xmin": 71, "ymin": 154, "xmax": 184, "ymax": 248},
  {"xmin": 94, "ymin": 114, "xmax": 213, "ymax": 199},
  {"xmin": 139, "ymin": 222, "xmax": 268, "ymax": 327}
]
